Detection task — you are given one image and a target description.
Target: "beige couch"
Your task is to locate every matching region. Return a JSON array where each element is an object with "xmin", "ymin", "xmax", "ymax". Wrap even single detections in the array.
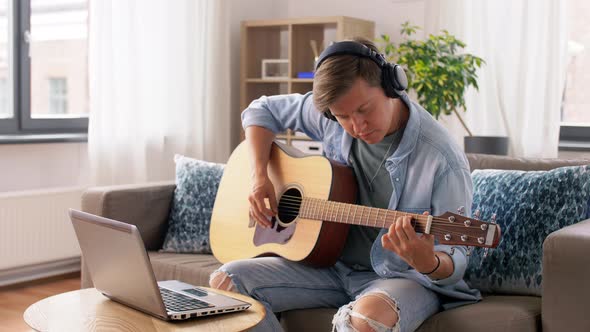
[{"xmin": 80, "ymin": 153, "xmax": 590, "ymax": 332}]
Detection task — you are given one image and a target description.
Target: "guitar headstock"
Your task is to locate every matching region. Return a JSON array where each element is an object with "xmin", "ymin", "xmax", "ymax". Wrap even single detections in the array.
[{"xmin": 432, "ymin": 212, "xmax": 501, "ymax": 248}]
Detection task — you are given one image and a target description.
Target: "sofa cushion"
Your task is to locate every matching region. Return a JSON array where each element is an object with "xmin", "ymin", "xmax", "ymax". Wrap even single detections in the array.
[
  {"xmin": 160, "ymin": 155, "xmax": 225, "ymax": 254},
  {"xmin": 148, "ymin": 251, "xmax": 223, "ymax": 287},
  {"xmin": 280, "ymin": 296, "xmax": 540, "ymax": 332},
  {"xmin": 465, "ymin": 165, "xmax": 590, "ymax": 296}
]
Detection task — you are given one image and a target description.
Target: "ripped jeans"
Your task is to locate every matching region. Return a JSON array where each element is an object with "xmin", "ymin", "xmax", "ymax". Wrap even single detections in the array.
[{"xmin": 211, "ymin": 257, "xmax": 440, "ymax": 332}]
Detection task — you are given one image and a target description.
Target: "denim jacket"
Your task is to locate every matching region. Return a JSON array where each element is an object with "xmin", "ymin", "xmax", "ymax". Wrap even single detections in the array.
[{"xmin": 241, "ymin": 91, "xmax": 482, "ymax": 308}]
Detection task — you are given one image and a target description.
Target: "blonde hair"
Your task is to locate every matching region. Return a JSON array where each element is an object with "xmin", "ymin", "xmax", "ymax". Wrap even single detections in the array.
[{"xmin": 312, "ymin": 37, "xmax": 382, "ymax": 114}]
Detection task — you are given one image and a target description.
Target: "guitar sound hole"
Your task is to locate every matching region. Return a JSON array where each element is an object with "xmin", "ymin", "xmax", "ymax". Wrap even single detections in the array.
[{"xmin": 278, "ymin": 188, "xmax": 302, "ymax": 225}]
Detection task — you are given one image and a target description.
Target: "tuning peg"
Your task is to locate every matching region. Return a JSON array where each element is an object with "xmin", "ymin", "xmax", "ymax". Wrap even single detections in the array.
[
  {"xmin": 490, "ymin": 213, "xmax": 497, "ymax": 224},
  {"xmin": 474, "ymin": 209, "xmax": 481, "ymax": 219},
  {"xmin": 457, "ymin": 206, "xmax": 465, "ymax": 215},
  {"xmin": 480, "ymin": 248, "xmax": 490, "ymax": 268}
]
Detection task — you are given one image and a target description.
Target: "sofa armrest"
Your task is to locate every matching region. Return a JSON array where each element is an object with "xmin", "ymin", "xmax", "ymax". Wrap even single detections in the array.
[
  {"xmin": 80, "ymin": 181, "xmax": 176, "ymax": 288},
  {"xmin": 542, "ymin": 218, "xmax": 590, "ymax": 332}
]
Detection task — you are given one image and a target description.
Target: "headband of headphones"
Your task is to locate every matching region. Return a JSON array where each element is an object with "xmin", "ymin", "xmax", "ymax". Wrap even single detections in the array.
[
  {"xmin": 314, "ymin": 41, "xmax": 408, "ymax": 121},
  {"xmin": 314, "ymin": 41, "xmax": 388, "ymax": 71}
]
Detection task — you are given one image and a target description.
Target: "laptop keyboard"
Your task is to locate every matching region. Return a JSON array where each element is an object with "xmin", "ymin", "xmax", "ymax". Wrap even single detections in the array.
[{"xmin": 159, "ymin": 287, "xmax": 214, "ymax": 312}]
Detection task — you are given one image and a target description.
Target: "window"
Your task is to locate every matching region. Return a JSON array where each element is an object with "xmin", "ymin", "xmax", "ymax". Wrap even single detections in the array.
[
  {"xmin": 48, "ymin": 77, "xmax": 67, "ymax": 114},
  {"xmin": 0, "ymin": 0, "xmax": 88, "ymax": 136},
  {"xmin": 561, "ymin": 0, "xmax": 590, "ymax": 145}
]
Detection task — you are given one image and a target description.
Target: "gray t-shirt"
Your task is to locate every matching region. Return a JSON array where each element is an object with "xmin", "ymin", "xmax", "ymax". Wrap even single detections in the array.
[{"xmin": 339, "ymin": 130, "xmax": 403, "ymax": 271}]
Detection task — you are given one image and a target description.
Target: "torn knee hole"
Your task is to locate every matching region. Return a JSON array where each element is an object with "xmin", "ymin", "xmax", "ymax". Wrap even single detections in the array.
[
  {"xmin": 209, "ymin": 271, "xmax": 236, "ymax": 292},
  {"xmin": 363, "ymin": 292, "xmax": 399, "ymax": 314},
  {"xmin": 349, "ymin": 293, "xmax": 401, "ymax": 332}
]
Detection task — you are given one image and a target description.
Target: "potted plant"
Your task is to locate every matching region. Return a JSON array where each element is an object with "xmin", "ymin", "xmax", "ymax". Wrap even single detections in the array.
[{"xmin": 378, "ymin": 22, "xmax": 509, "ymax": 155}]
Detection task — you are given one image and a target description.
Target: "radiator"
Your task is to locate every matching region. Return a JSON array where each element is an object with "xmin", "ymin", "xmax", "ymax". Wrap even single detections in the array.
[{"xmin": 0, "ymin": 187, "xmax": 83, "ymax": 284}]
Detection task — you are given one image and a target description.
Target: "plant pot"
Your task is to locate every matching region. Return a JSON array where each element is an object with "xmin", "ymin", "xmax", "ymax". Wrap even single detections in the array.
[{"xmin": 464, "ymin": 136, "xmax": 509, "ymax": 155}]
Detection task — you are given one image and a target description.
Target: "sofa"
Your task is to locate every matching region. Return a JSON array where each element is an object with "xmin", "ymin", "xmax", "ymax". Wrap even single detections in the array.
[{"xmin": 80, "ymin": 153, "xmax": 590, "ymax": 332}]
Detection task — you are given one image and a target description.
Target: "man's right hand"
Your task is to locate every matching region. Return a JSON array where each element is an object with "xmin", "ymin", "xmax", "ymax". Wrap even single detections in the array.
[{"xmin": 248, "ymin": 174, "xmax": 278, "ymax": 228}]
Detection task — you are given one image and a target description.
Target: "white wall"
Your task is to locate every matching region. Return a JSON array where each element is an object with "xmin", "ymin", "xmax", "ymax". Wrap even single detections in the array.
[
  {"xmin": 287, "ymin": 0, "xmax": 426, "ymax": 41},
  {"xmin": 0, "ymin": 143, "xmax": 89, "ymax": 192}
]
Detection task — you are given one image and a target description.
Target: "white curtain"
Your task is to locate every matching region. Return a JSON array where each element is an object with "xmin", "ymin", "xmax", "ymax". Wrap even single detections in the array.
[
  {"xmin": 88, "ymin": 0, "xmax": 231, "ymax": 185},
  {"xmin": 426, "ymin": 0, "xmax": 567, "ymax": 158}
]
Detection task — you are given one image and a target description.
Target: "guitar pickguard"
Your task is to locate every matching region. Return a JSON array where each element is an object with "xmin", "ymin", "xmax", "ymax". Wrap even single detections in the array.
[{"xmin": 253, "ymin": 216, "xmax": 297, "ymax": 246}]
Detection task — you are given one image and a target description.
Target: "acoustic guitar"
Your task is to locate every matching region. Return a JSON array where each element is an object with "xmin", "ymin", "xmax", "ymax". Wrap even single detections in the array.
[{"xmin": 210, "ymin": 141, "xmax": 501, "ymax": 267}]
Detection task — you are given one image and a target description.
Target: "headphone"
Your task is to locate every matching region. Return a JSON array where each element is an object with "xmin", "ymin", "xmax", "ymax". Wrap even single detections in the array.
[{"xmin": 314, "ymin": 41, "xmax": 408, "ymax": 121}]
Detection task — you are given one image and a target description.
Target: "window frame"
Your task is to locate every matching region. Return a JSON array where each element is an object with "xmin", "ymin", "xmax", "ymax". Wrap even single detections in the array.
[
  {"xmin": 0, "ymin": 0, "xmax": 88, "ymax": 136},
  {"xmin": 559, "ymin": 120, "xmax": 590, "ymax": 151},
  {"xmin": 559, "ymin": 124, "xmax": 590, "ymax": 143}
]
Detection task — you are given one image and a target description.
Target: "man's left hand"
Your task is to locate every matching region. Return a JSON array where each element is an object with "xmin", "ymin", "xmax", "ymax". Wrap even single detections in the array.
[{"xmin": 381, "ymin": 211, "xmax": 438, "ymax": 273}]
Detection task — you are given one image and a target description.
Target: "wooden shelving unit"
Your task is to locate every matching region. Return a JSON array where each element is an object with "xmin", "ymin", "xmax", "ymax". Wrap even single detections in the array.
[{"xmin": 240, "ymin": 16, "xmax": 375, "ymax": 147}]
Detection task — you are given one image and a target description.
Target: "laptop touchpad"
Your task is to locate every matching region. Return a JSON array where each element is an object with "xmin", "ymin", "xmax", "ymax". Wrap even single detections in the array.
[{"xmin": 182, "ymin": 288, "xmax": 208, "ymax": 297}]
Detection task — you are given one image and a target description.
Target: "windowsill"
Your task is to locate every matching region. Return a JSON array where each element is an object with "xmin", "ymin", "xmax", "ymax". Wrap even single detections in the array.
[
  {"xmin": 0, "ymin": 135, "xmax": 586, "ymax": 149},
  {"xmin": 0, "ymin": 133, "xmax": 88, "ymax": 144},
  {"xmin": 558, "ymin": 140, "xmax": 590, "ymax": 151}
]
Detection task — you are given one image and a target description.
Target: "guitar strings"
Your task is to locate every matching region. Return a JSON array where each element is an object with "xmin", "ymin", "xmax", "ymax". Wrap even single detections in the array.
[
  {"xmin": 266, "ymin": 204, "xmax": 483, "ymax": 240},
  {"xmin": 277, "ymin": 194, "xmax": 483, "ymax": 226},
  {"xmin": 275, "ymin": 197, "xmax": 487, "ymax": 232},
  {"xmin": 268, "ymin": 214, "xmax": 485, "ymax": 241},
  {"xmin": 276, "ymin": 209, "xmax": 478, "ymax": 230},
  {"xmin": 276, "ymin": 208, "xmax": 479, "ymax": 228},
  {"xmin": 277, "ymin": 201, "xmax": 472, "ymax": 227},
  {"xmin": 273, "ymin": 210, "xmax": 486, "ymax": 238},
  {"xmin": 281, "ymin": 195, "xmax": 488, "ymax": 227}
]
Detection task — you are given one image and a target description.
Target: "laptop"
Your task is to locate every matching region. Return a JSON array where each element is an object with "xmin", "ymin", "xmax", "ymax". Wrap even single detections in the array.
[{"xmin": 69, "ymin": 209, "xmax": 251, "ymax": 320}]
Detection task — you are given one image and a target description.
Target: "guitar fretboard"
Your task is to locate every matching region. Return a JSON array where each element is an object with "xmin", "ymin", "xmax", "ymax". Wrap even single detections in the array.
[{"xmin": 298, "ymin": 197, "xmax": 431, "ymax": 233}]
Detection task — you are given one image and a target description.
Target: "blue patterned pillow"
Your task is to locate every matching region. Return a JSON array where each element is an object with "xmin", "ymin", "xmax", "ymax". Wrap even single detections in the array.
[
  {"xmin": 160, "ymin": 155, "xmax": 225, "ymax": 254},
  {"xmin": 464, "ymin": 165, "xmax": 590, "ymax": 296}
]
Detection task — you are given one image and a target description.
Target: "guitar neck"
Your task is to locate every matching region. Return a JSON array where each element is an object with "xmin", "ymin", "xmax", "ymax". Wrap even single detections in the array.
[{"xmin": 299, "ymin": 197, "xmax": 432, "ymax": 233}]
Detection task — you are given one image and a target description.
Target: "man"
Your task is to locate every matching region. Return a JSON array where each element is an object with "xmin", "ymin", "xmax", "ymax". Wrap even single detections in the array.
[{"xmin": 210, "ymin": 38, "xmax": 480, "ymax": 332}]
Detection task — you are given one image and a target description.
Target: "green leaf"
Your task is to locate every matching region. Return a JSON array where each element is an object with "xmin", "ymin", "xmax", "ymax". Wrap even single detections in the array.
[{"xmin": 377, "ymin": 21, "xmax": 485, "ymax": 133}]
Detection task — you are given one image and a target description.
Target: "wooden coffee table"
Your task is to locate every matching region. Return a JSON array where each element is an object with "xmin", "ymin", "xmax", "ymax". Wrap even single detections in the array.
[{"xmin": 23, "ymin": 287, "xmax": 265, "ymax": 331}]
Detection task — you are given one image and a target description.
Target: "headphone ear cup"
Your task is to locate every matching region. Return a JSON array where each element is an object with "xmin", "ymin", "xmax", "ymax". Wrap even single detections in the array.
[
  {"xmin": 381, "ymin": 64, "xmax": 398, "ymax": 98},
  {"xmin": 392, "ymin": 64, "xmax": 408, "ymax": 91},
  {"xmin": 381, "ymin": 63, "xmax": 408, "ymax": 98}
]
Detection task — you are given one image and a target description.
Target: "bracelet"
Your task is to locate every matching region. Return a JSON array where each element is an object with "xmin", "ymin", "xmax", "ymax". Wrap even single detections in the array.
[{"xmin": 421, "ymin": 254, "xmax": 440, "ymax": 275}]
